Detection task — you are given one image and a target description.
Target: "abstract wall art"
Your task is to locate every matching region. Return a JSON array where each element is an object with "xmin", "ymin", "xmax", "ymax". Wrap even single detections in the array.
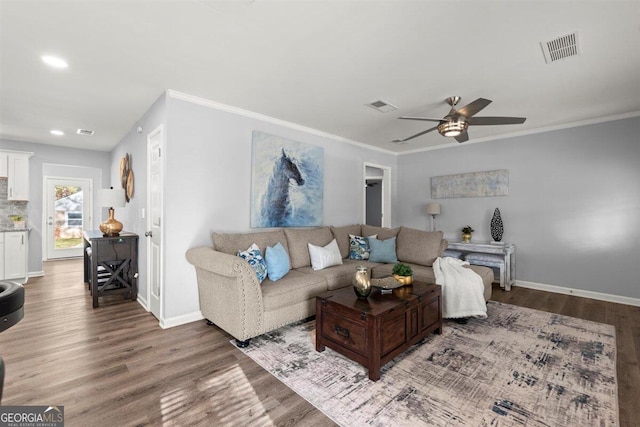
[
  {"xmin": 431, "ymin": 169, "xmax": 509, "ymax": 199},
  {"xmin": 251, "ymin": 131, "xmax": 324, "ymax": 228}
]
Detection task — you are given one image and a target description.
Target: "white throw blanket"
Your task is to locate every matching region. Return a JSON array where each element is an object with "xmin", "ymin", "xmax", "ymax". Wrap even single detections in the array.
[{"xmin": 433, "ymin": 257, "xmax": 487, "ymax": 319}]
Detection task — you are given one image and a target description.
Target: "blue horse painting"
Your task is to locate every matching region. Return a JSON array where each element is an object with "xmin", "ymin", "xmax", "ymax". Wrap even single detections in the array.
[
  {"xmin": 251, "ymin": 132, "xmax": 323, "ymax": 228},
  {"xmin": 260, "ymin": 149, "xmax": 305, "ymax": 227}
]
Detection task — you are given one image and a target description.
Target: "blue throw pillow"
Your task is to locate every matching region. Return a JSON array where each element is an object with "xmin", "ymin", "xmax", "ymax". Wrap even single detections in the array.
[
  {"xmin": 367, "ymin": 236, "xmax": 398, "ymax": 263},
  {"xmin": 266, "ymin": 242, "xmax": 291, "ymax": 281},
  {"xmin": 237, "ymin": 243, "xmax": 267, "ymax": 283}
]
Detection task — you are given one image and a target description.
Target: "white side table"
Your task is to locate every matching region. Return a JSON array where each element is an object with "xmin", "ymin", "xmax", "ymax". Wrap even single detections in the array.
[{"xmin": 447, "ymin": 241, "xmax": 516, "ymax": 291}]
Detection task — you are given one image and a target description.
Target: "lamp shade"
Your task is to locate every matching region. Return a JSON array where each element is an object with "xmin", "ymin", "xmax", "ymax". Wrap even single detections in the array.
[
  {"xmin": 426, "ymin": 202, "xmax": 441, "ymax": 215},
  {"xmin": 98, "ymin": 188, "xmax": 126, "ymax": 208}
]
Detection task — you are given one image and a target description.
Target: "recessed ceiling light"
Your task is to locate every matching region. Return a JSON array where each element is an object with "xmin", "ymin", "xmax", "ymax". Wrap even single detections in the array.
[
  {"xmin": 41, "ymin": 55, "xmax": 68, "ymax": 69},
  {"xmin": 50, "ymin": 130, "xmax": 64, "ymax": 136}
]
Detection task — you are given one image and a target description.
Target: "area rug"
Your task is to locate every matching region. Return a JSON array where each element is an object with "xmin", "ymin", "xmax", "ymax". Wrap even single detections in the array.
[{"xmin": 236, "ymin": 301, "xmax": 618, "ymax": 426}]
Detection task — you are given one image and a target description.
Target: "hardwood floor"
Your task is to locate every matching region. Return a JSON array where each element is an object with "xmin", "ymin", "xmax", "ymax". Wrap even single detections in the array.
[{"xmin": 1, "ymin": 259, "xmax": 638, "ymax": 426}]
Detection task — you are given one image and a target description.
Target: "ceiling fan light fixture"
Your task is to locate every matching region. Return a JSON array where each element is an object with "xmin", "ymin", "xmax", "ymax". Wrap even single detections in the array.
[{"xmin": 437, "ymin": 119, "xmax": 468, "ymax": 137}]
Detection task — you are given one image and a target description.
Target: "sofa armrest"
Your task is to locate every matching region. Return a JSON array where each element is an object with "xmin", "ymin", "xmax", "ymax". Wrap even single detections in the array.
[{"xmin": 185, "ymin": 247, "xmax": 264, "ymax": 341}]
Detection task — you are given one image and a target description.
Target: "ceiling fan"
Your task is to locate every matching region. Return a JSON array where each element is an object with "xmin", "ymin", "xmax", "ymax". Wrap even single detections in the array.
[{"xmin": 392, "ymin": 96, "xmax": 526, "ymax": 144}]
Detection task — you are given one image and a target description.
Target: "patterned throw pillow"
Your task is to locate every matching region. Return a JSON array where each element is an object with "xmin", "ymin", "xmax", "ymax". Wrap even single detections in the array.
[
  {"xmin": 237, "ymin": 243, "xmax": 267, "ymax": 283},
  {"xmin": 349, "ymin": 234, "xmax": 377, "ymax": 260}
]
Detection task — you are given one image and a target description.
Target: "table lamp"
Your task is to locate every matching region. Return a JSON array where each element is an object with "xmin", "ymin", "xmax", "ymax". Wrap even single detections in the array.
[
  {"xmin": 98, "ymin": 188, "xmax": 126, "ymax": 236},
  {"xmin": 426, "ymin": 202, "xmax": 441, "ymax": 231}
]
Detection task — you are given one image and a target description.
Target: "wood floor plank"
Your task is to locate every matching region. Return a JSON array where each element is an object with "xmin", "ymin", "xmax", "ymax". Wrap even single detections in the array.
[{"xmin": 1, "ymin": 260, "xmax": 638, "ymax": 426}]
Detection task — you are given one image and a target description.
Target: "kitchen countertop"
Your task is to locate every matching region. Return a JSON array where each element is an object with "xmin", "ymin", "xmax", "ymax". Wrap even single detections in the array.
[{"xmin": 0, "ymin": 227, "xmax": 31, "ymax": 232}]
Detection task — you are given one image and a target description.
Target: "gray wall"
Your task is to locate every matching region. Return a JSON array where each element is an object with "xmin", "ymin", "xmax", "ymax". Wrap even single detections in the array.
[
  {"xmin": 396, "ymin": 116, "xmax": 640, "ymax": 299},
  {"xmin": 160, "ymin": 94, "xmax": 397, "ymax": 319},
  {"xmin": 108, "ymin": 92, "xmax": 396, "ymax": 322},
  {"xmin": 108, "ymin": 93, "xmax": 167, "ymax": 306},
  {"xmin": 0, "ymin": 139, "xmax": 110, "ymax": 274}
]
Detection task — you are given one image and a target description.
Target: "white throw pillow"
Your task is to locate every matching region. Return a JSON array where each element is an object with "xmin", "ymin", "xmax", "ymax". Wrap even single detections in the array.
[{"xmin": 308, "ymin": 239, "xmax": 343, "ymax": 271}]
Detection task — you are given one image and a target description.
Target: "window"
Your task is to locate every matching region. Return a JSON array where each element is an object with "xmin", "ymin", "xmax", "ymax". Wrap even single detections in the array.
[{"xmin": 66, "ymin": 211, "xmax": 83, "ymax": 227}]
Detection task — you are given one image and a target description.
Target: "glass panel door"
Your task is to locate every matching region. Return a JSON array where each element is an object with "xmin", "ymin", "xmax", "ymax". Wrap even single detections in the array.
[{"xmin": 45, "ymin": 178, "xmax": 92, "ymax": 259}]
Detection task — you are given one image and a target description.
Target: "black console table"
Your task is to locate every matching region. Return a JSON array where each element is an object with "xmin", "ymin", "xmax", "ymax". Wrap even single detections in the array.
[{"xmin": 83, "ymin": 230, "xmax": 138, "ymax": 308}]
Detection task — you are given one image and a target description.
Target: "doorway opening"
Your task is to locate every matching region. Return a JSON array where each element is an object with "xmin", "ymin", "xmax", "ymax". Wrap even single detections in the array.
[
  {"xmin": 44, "ymin": 177, "xmax": 92, "ymax": 259},
  {"xmin": 363, "ymin": 163, "xmax": 391, "ymax": 227}
]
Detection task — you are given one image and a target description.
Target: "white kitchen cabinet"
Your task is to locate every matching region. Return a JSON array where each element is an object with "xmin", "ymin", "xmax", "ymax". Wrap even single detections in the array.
[
  {"xmin": 3, "ymin": 231, "xmax": 28, "ymax": 282},
  {"xmin": 7, "ymin": 152, "xmax": 31, "ymax": 201},
  {"xmin": 0, "ymin": 151, "xmax": 8, "ymax": 177}
]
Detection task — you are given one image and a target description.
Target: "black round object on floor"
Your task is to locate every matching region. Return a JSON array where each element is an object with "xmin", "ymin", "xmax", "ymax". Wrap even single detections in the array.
[{"xmin": 0, "ymin": 281, "xmax": 25, "ymax": 333}]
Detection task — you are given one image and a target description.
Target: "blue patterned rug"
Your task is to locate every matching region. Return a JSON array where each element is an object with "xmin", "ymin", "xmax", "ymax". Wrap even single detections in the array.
[{"xmin": 236, "ymin": 301, "xmax": 618, "ymax": 426}]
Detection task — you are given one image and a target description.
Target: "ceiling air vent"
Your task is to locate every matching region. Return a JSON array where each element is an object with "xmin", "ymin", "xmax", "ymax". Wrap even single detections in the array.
[
  {"xmin": 76, "ymin": 129, "xmax": 95, "ymax": 136},
  {"xmin": 366, "ymin": 100, "xmax": 398, "ymax": 113},
  {"xmin": 540, "ymin": 32, "xmax": 580, "ymax": 63}
]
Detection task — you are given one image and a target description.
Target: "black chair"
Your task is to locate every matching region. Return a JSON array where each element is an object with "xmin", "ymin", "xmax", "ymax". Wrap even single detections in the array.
[
  {"xmin": 0, "ymin": 281, "xmax": 25, "ymax": 405},
  {"xmin": 0, "ymin": 281, "xmax": 24, "ymax": 332},
  {"xmin": 0, "ymin": 356, "xmax": 4, "ymax": 404}
]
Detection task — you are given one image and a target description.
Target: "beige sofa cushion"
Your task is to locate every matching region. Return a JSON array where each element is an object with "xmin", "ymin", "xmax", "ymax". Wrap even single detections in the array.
[
  {"xmin": 361, "ymin": 225, "xmax": 399, "ymax": 240},
  {"xmin": 330, "ymin": 224, "xmax": 362, "ymax": 258},
  {"xmin": 284, "ymin": 227, "xmax": 333, "ymax": 269},
  {"xmin": 440, "ymin": 239, "xmax": 448, "ymax": 257},
  {"xmin": 212, "ymin": 229, "xmax": 289, "ymax": 256},
  {"xmin": 261, "ymin": 270, "xmax": 328, "ymax": 310},
  {"xmin": 396, "ymin": 227, "xmax": 443, "ymax": 267},
  {"xmin": 370, "ymin": 262, "xmax": 436, "ymax": 283}
]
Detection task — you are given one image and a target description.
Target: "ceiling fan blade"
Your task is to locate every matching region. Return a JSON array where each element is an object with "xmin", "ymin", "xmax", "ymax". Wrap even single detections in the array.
[
  {"xmin": 392, "ymin": 125, "xmax": 439, "ymax": 143},
  {"xmin": 468, "ymin": 116, "xmax": 527, "ymax": 125},
  {"xmin": 457, "ymin": 98, "xmax": 492, "ymax": 118},
  {"xmin": 398, "ymin": 116, "xmax": 443, "ymax": 123},
  {"xmin": 454, "ymin": 130, "xmax": 469, "ymax": 143}
]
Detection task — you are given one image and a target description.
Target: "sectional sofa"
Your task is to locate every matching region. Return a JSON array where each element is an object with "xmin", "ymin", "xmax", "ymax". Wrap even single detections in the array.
[{"xmin": 186, "ymin": 224, "xmax": 493, "ymax": 346}]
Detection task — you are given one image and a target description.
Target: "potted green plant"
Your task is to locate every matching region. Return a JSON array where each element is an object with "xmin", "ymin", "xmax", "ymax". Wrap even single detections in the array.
[
  {"xmin": 9, "ymin": 215, "xmax": 26, "ymax": 228},
  {"xmin": 461, "ymin": 225, "xmax": 474, "ymax": 243},
  {"xmin": 392, "ymin": 262, "xmax": 413, "ymax": 285}
]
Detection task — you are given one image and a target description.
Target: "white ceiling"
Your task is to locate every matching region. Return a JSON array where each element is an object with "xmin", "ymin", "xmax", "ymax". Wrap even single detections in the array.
[{"xmin": 1, "ymin": 1, "xmax": 639, "ymax": 153}]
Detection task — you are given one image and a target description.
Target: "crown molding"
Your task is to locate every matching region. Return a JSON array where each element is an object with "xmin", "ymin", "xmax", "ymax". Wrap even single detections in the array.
[
  {"xmin": 167, "ymin": 90, "xmax": 396, "ymax": 155},
  {"xmin": 167, "ymin": 90, "xmax": 640, "ymax": 157}
]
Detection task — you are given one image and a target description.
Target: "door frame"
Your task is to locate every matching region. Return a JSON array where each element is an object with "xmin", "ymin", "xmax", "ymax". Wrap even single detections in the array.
[
  {"xmin": 362, "ymin": 162, "xmax": 392, "ymax": 227},
  {"xmin": 146, "ymin": 124, "xmax": 164, "ymax": 321},
  {"xmin": 42, "ymin": 176, "xmax": 93, "ymax": 260}
]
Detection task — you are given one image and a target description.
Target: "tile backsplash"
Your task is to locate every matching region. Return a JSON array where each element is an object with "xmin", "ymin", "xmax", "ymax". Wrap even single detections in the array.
[{"xmin": 0, "ymin": 178, "xmax": 28, "ymax": 227}]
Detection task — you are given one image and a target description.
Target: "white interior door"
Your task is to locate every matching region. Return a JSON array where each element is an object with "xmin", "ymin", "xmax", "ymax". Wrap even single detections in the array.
[
  {"xmin": 147, "ymin": 125, "xmax": 163, "ymax": 320},
  {"xmin": 44, "ymin": 177, "xmax": 92, "ymax": 259}
]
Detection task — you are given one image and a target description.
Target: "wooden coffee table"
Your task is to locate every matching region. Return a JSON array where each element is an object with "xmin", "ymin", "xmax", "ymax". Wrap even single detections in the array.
[{"xmin": 315, "ymin": 281, "xmax": 442, "ymax": 381}]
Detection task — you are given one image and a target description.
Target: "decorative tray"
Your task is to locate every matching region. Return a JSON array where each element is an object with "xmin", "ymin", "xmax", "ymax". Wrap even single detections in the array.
[{"xmin": 371, "ymin": 277, "xmax": 403, "ymax": 290}]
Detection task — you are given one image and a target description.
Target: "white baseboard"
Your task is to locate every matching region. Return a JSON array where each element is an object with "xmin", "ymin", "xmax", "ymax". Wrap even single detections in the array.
[
  {"xmin": 159, "ymin": 310, "xmax": 204, "ymax": 329},
  {"xmin": 137, "ymin": 295, "xmax": 150, "ymax": 312},
  {"xmin": 135, "ymin": 295, "xmax": 203, "ymax": 328},
  {"xmin": 515, "ymin": 280, "xmax": 640, "ymax": 307},
  {"xmin": 29, "ymin": 271, "xmax": 45, "ymax": 278}
]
